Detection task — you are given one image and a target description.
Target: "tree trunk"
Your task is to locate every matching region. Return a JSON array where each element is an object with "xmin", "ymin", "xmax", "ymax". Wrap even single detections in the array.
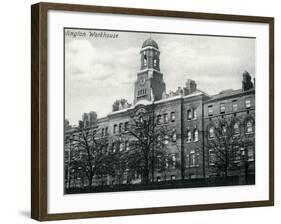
[
  {"xmin": 245, "ymin": 163, "xmax": 249, "ymax": 184},
  {"xmin": 88, "ymin": 170, "xmax": 93, "ymax": 188},
  {"xmin": 143, "ymin": 169, "xmax": 149, "ymax": 185}
]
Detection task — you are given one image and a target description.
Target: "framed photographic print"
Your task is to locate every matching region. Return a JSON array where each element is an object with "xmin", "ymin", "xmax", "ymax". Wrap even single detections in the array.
[{"xmin": 31, "ymin": 2, "xmax": 274, "ymax": 221}]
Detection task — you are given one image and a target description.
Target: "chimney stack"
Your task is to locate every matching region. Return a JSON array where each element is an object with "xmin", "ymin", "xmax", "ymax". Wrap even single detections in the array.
[{"xmin": 184, "ymin": 79, "xmax": 197, "ymax": 95}]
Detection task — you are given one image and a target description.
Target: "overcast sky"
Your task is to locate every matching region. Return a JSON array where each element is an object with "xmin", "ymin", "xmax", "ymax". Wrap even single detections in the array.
[{"xmin": 65, "ymin": 28, "xmax": 255, "ymax": 125}]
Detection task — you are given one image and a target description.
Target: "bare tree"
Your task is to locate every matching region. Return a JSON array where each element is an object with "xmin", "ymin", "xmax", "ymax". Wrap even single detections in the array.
[
  {"xmin": 105, "ymin": 139, "xmax": 130, "ymax": 185},
  {"xmin": 206, "ymin": 118, "xmax": 249, "ymax": 177},
  {"xmin": 118, "ymin": 104, "xmax": 170, "ymax": 185},
  {"xmin": 65, "ymin": 127, "xmax": 108, "ymax": 189}
]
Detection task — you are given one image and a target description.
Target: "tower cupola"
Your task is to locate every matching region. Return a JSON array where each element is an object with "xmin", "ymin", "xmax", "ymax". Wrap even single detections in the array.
[
  {"xmin": 134, "ymin": 38, "xmax": 166, "ymax": 104},
  {"xmin": 140, "ymin": 37, "xmax": 160, "ymax": 71}
]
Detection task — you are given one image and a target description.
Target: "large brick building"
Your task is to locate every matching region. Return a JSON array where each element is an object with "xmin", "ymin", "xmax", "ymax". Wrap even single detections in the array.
[{"xmin": 65, "ymin": 38, "xmax": 255, "ymax": 188}]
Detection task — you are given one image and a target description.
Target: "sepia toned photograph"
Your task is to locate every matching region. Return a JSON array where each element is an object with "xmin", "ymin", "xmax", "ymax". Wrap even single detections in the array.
[{"xmin": 64, "ymin": 28, "xmax": 256, "ymax": 194}]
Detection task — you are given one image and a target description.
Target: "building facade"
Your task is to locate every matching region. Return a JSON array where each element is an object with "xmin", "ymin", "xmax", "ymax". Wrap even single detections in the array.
[{"xmin": 65, "ymin": 38, "xmax": 255, "ymax": 189}]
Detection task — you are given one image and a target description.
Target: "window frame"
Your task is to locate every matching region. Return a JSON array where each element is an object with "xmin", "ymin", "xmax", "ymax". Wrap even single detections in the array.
[
  {"xmin": 187, "ymin": 109, "xmax": 192, "ymax": 120},
  {"xmin": 209, "ymin": 149, "xmax": 216, "ymax": 166},
  {"xmin": 113, "ymin": 124, "xmax": 117, "ymax": 134},
  {"xmin": 193, "ymin": 129, "xmax": 199, "ymax": 142},
  {"xmin": 209, "ymin": 126, "xmax": 215, "ymax": 139},
  {"xmin": 170, "ymin": 112, "xmax": 175, "ymax": 122},
  {"xmin": 163, "ymin": 113, "xmax": 168, "ymax": 123},
  {"xmin": 245, "ymin": 98, "xmax": 251, "ymax": 109},
  {"xmin": 220, "ymin": 103, "xmax": 226, "ymax": 114},
  {"xmin": 208, "ymin": 105, "xmax": 213, "ymax": 116},
  {"xmin": 187, "ymin": 130, "xmax": 192, "ymax": 142},
  {"xmin": 232, "ymin": 100, "xmax": 238, "ymax": 112}
]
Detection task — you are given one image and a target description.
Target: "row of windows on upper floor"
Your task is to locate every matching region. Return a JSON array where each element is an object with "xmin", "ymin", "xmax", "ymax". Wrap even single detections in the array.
[
  {"xmin": 101, "ymin": 101, "xmax": 252, "ymax": 138},
  {"xmin": 113, "ymin": 133, "xmax": 178, "ymax": 152},
  {"xmin": 100, "ymin": 109, "xmax": 198, "ymax": 137},
  {"xmin": 108, "ymin": 112, "xmax": 177, "ymax": 136},
  {"xmin": 99, "ymin": 130, "xmax": 179, "ymax": 155},
  {"xmin": 103, "ymin": 99, "xmax": 252, "ymax": 136},
  {"xmin": 156, "ymin": 109, "xmax": 197, "ymax": 125},
  {"xmin": 103, "ymin": 119, "xmax": 252, "ymax": 143},
  {"xmin": 207, "ymin": 98, "xmax": 253, "ymax": 116},
  {"xmin": 208, "ymin": 119, "xmax": 254, "ymax": 139},
  {"xmin": 101, "ymin": 118, "xmax": 253, "ymax": 142},
  {"xmin": 99, "ymin": 129, "xmax": 199, "ymax": 156}
]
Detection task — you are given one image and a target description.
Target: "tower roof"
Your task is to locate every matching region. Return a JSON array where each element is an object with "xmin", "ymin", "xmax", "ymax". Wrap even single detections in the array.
[{"xmin": 142, "ymin": 37, "xmax": 159, "ymax": 49}]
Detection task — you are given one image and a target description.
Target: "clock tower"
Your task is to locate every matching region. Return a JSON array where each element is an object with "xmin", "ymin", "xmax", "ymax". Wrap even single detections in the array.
[{"xmin": 134, "ymin": 37, "xmax": 166, "ymax": 104}]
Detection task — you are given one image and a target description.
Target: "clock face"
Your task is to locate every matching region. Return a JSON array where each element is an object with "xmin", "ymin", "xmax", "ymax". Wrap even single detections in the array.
[{"xmin": 140, "ymin": 76, "xmax": 145, "ymax": 85}]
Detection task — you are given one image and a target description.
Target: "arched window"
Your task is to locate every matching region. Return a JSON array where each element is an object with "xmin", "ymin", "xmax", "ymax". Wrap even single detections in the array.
[
  {"xmin": 125, "ymin": 141, "xmax": 130, "ymax": 151},
  {"xmin": 139, "ymin": 116, "xmax": 143, "ymax": 124},
  {"xmin": 187, "ymin": 109, "xmax": 192, "ymax": 120},
  {"xmin": 172, "ymin": 129, "xmax": 177, "ymax": 142},
  {"xmin": 190, "ymin": 150, "xmax": 196, "ymax": 167},
  {"xmin": 157, "ymin": 115, "xmax": 162, "ymax": 124},
  {"xmin": 113, "ymin": 124, "xmax": 117, "ymax": 134},
  {"xmin": 119, "ymin": 142, "xmax": 124, "ymax": 152},
  {"xmin": 193, "ymin": 129, "xmax": 198, "ymax": 142},
  {"xmin": 193, "ymin": 108, "xmax": 197, "ymax": 119},
  {"xmin": 119, "ymin": 123, "xmax": 123, "ymax": 133},
  {"xmin": 170, "ymin": 112, "xmax": 175, "ymax": 122},
  {"xmin": 164, "ymin": 135, "xmax": 169, "ymax": 145},
  {"xmin": 143, "ymin": 52, "xmax": 147, "ymax": 66},
  {"xmin": 172, "ymin": 154, "xmax": 176, "ymax": 168},
  {"xmin": 105, "ymin": 127, "xmax": 108, "ymax": 136},
  {"xmin": 221, "ymin": 124, "xmax": 227, "ymax": 134},
  {"xmin": 153, "ymin": 59, "xmax": 157, "ymax": 66},
  {"xmin": 112, "ymin": 142, "xmax": 116, "ymax": 153},
  {"xmin": 124, "ymin": 122, "xmax": 129, "ymax": 131},
  {"xmin": 233, "ymin": 122, "xmax": 240, "ymax": 135},
  {"xmin": 246, "ymin": 120, "xmax": 254, "ymax": 133},
  {"xmin": 163, "ymin": 113, "xmax": 168, "ymax": 123},
  {"xmin": 187, "ymin": 130, "xmax": 192, "ymax": 142},
  {"xmin": 209, "ymin": 127, "xmax": 215, "ymax": 138}
]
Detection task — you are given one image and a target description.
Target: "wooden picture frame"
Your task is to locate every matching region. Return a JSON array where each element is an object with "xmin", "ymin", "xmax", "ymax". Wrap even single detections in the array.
[{"xmin": 31, "ymin": 2, "xmax": 274, "ymax": 221}]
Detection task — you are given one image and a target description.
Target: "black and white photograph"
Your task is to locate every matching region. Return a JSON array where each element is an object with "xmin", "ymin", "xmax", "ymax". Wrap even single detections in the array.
[{"xmin": 64, "ymin": 28, "xmax": 256, "ymax": 194}]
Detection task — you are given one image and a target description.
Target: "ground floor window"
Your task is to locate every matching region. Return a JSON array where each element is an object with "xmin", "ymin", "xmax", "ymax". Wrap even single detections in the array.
[
  {"xmin": 209, "ymin": 149, "xmax": 215, "ymax": 166},
  {"xmin": 247, "ymin": 145, "xmax": 255, "ymax": 161}
]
